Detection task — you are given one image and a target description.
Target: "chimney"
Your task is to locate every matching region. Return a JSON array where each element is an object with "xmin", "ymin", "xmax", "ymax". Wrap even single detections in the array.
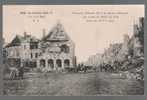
[{"xmin": 24, "ymin": 31, "xmax": 27, "ymax": 37}]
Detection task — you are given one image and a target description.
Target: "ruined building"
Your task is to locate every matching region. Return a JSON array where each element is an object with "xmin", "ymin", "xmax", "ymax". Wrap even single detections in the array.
[{"xmin": 4, "ymin": 23, "xmax": 76, "ymax": 71}]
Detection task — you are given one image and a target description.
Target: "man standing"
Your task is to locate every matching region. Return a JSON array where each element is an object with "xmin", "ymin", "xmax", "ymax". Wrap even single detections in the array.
[{"xmin": 18, "ymin": 66, "xmax": 24, "ymax": 80}]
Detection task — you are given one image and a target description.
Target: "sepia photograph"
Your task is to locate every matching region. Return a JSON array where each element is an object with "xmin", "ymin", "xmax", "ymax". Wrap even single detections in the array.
[{"xmin": 2, "ymin": 5, "xmax": 144, "ymax": 96}]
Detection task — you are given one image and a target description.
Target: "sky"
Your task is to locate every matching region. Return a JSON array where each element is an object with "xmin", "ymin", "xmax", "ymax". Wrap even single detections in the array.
[{"xmin": 3, "ymin": 5, "xmax": 144, "ymax": 62}]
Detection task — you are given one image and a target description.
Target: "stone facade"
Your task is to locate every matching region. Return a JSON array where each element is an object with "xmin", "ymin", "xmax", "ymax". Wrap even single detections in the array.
[{"xmin": 4, "ymin": 23, "xmax": 76, "ymax": 71}]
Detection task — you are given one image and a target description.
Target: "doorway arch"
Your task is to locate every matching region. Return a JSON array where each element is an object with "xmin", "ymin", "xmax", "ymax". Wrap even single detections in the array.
[
  {"xmin": 64, "ymin": 59, "xmax": 70, "ymax": 67},
  {"xmin": 48, "ymin": 59, "xmax": 54, "ymax": 69},
  {"xmin": 40, "ymin": 59, "xmax": 45, "ymax": 67},
  {"xmin": 56, "ymin": 59, "xmax": 62, "ymax": 68}
]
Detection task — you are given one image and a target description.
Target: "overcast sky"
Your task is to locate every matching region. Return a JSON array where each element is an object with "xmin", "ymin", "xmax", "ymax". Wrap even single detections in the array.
[{"xmin": 3, "ymin": 5, "xmax": 144, "ymax": 62}]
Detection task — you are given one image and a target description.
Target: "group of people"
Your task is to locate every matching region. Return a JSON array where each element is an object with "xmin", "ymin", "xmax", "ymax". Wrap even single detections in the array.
[{"xmin": 9, "ymin": 66, "xmax": 24, "ymax": 80}]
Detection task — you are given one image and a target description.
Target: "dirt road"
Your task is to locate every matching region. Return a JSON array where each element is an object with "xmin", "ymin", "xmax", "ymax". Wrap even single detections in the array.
[{"xmin": 4, "ymin": 72, "xmax": 144, "ymax": 96}]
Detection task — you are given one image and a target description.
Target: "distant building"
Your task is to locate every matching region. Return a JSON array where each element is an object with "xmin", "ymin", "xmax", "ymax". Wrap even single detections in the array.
[
  {"xmin": 4, "ymin": 23, "xmax": 76, "ymax": 71},
  {"xmin": 133, "ymin": 17, "xmax": 144, "ymax": 57}
]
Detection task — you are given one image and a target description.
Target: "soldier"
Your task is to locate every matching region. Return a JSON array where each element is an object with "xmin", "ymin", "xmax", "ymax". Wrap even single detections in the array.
[{"xmin": 18, "ymin": 66, "xmax": 24, "ymax": 80}]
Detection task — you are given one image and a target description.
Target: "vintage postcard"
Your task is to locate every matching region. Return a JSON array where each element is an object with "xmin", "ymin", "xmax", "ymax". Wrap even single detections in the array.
[{"xmin": 2, "ymin": 5, "xmax": 144, "ymax": 96}]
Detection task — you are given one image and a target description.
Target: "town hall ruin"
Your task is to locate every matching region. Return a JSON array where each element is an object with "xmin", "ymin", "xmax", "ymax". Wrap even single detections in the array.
[{"xmin": 4, "ymin": 22, "xmax": 76, "ymax": 71}]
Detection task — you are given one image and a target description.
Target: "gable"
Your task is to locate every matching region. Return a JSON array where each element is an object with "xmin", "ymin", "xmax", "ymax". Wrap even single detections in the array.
[
  {"xmin": 5, "ymin": 33, "xmax": 39, "ymax": 48},
  {"xmin": 43, "ymin": 23, "xmax": 70, "ymax": 42},
  {"xmin": 5, "ymin": 35, "xmax": 22, "ymax": 47}
]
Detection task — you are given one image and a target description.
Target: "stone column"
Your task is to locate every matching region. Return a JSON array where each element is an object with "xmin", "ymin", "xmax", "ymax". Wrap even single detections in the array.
[
  {"xmin": 62, "ymin": 59, "xmax": 64, "ymax": 69},
  {"xmin": 45, "ymin": 59, "xmax": 48, "ymax": 68},
  {"xmin": 48, "ymin": 59, "xmax": 51, "ymax": 71},
  {"xmin": 36, "ymin": 59, "xmax": 40, "ymax": 69},
  {"xmin": 53, "ymin": 59, "xmax": 57, "ymax": 71}
]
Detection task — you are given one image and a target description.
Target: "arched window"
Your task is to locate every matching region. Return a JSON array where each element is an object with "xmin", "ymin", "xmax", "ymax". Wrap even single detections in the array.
[
  {"xmin": 48, "ymin": 59, "xmax": 54, "ymax": 69},
  {"xmin": 56, "ymin": 59, "xmax": 62, "ymax": 68},
  {"xmin": 64, "ymin": 59, "xmax": 70, "ymax": 67},
  {"xmin": 40, "ymin": 59, "xmax": 45, "ymax": 67},
  {"xmin": 35, "ymin": 53, "xmax": 38, "ymax": 58},
  {"xmin": 60, "ymin": 44, "xmax": 69, "ymax": 53}
]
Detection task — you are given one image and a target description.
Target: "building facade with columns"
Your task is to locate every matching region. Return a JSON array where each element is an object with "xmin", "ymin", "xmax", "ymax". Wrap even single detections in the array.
[
  {"xmin": 4, "ymin": 23, "xmax": 76, "ymax": 71},
  {"xmin": 37, "ymin": 23, "xmax": 76, "ymax": 71}
]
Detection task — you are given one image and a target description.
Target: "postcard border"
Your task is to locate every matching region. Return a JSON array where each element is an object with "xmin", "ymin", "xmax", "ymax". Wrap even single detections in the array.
[{"xmin": 0, "ymin": 0, "xmax": 146, "ymax": 100}]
